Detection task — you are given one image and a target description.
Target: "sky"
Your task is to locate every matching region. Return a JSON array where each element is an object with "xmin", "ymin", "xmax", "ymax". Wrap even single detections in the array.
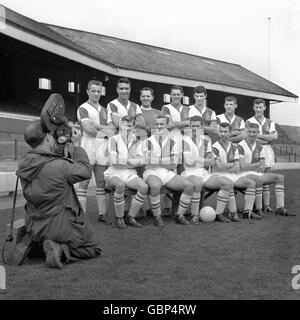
[{"xmin": 1, "ymin": 0, "xmax": 300, "ymax": 125}]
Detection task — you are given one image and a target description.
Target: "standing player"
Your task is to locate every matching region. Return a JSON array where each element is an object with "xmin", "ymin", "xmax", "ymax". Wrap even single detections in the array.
[
  {"xmin": 143, "ymin": 115, "xmax": 194, "ymax": 227},
  {"xmin": 216, "ymin": 96, "xmax": 246, "ymax": 143},
  {"xmin": 188, "ymin": 85, "xmax": 218, "ymax": 139},
  {"xmin": 104, "ymin": 116, "xmax": 148, "ymax": 229},
  {"xmin": 212, "ymin": 123, "xmax": 261, "ymax": 220},
  {"xmin": 107, "ymin": 78, "xmax": 146, "ymax": 130},
  {"xmin": 238, "ymin": 123, "xmax": 295, "ymax": 216},
  {"xmin": 161, "ymin": 85, "xmax": 190, "ymax": 133},
  {"xmin": 76, "ymin": 80, "xmax": 115, "ymax": 222},
  {"xmin": 181, "ymin": 116, "xmax": 236, "ymax": 223},
  {"xmin": 137, "ymin": 87, "xmax": 161, "ymax": 138},
  {"xmin": 245, "ymin": 98, "xmax": 278, "ymax": 214}
]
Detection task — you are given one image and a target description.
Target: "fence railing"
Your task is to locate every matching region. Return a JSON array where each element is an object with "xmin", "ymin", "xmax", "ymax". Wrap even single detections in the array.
[
  {"xmin": 273, "ymin": 144, "xmax": 300, "ymax": 163},
  {"xmin": 0, "ymin": 139, "xmax": 30, "ymax": 162}
]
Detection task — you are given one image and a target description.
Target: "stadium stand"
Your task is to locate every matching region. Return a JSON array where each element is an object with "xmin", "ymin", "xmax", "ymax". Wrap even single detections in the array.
[
  {"xmin": 279, "ymin": 125, "xmax": 300, "ymax": 144},
  {"xmin": 271, "ymin": 124, "xmax": 300, "ymax": 163},
  {"xmin": 274, "ymin": 124, "xmax": 294, "ymax": 144}
]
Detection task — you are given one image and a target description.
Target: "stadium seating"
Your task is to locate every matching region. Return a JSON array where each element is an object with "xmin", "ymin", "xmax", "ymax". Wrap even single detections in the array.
[{"xmin": 0, "ymin": 97, "xmax": 77, "ymax": 120}]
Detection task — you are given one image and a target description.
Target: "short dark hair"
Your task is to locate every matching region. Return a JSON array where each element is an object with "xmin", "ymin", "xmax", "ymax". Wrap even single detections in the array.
[
  {"xmin": 24, "ymin": 120, "xmax": 47, "ymax": 148},
  {"xmin": 140, "ymin": 87, "xmax": 154, "ymax": 97},
  {"xmin": 117, "ymin": 77, "xmax": 131, "ymax": 87},
  {"xmin": 170, "ymin": 85, "xmax": 184, "ymax": 94},
  {"xmin": 225, "ymin": 96, "xmax": 237, "ymax": 104},
  {"xmin": 155, "ymin": 114, "xmax": 169, "ymax": 124},
  {"xmin": 247, "ymin": 123, "xmax": 260, "ymax": 130},
  {"xmin": 188, "ymin": 115, "xmax": 203, "ymax": 123},
  {"xmin": 193, "ymin": 85, "xmax": 207, "ymax": 95},
  {"xmin": 87, "ymin": 80, "xmax": 102, "ymax": 89},
  {"xmin": 120, "ymin": 115, "xmax": 135, "ymax": 126},
  {"xmin": 253, "ymin": 98, "xmax": 266, "ymax": 106},
  {"xmin": 219, "ymin": 122, "xmax": 231, "ymax": 131}
]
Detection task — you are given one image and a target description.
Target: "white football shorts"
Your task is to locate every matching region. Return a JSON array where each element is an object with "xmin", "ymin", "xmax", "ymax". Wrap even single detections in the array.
[
  {"xmin": 81, "ymin": 136, "xmax": 108, "ymax": 166},
  {"xmin": 181, "ymin": 167, "xmax": 211, "ymax": 182},
  {"xmin": 143, "ymin": 167, "xmax": 177, "ymax": 186},
  {"xmin": 263, "ymin": 145, "xmax": 275, "ymax": 168},
  {"xmin": 104, "ymin": 167, "xmax": 139, "ymax": 185}
]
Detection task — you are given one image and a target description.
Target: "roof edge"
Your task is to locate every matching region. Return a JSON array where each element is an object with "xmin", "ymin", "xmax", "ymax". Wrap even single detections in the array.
[{"xmin": 45, "ymin": 22, "xmax": 242, "ymax": 67}]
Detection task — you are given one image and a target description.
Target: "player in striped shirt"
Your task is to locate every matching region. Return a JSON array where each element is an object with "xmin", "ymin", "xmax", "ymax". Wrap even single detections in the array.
[
  {"xmin": 238, "ymin": 123, "xmax": 295, "ymax": 217},
  {"xmin": 212, "ymin": 123, "xmax": 261, "ymax": 220},
  {"xmin": 143, "ymin": 115, "xmax": 194, "ymax": 227},
  {"xmin": 104, "ymin": 116, "xmax": 148, "ymax": 229},
  {"xmin": 181, "ymin": 116, "xmax": 236, "ymax": 223},
  {"xmin": 76, "ymin": 80, "xmax": 115, "ymax": 222},
  {"xmin": 245, "ymin": 98, "xmax": 278, "ymax": 214},
  {"xmin": 216, "ymin": 96, "xmax": 246, "ymax": 143},
  {"xmin": 188, "ymin": 85, "xmax": 218, "ymax": 140},
  {"xmin": 161, "ymin": 85, "xmax": 190, "ymax": 135},
  {"xmin": 107, "ymin": 78, "xmax": 146, "ymax": 131}
]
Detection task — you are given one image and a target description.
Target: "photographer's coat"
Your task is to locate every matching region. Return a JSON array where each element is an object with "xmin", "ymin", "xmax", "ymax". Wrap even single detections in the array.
[{"xmin": 16, "ymin": 147, "xmax": 101, "ymax": 261}]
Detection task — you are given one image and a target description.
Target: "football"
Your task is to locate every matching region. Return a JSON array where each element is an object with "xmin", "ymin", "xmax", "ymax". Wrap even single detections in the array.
[{"xmin": 199, "ymin": 206, "xmax": 216, "ymax": 223}]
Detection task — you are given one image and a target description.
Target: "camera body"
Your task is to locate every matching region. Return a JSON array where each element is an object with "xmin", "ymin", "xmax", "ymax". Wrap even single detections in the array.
[
  {"xmin": 54, "ymin": 124, "xmax": 72, "ymax": 144},
  {"xmin": 40, "ymin": 93, "xmax": 73, "ymax": 145}
]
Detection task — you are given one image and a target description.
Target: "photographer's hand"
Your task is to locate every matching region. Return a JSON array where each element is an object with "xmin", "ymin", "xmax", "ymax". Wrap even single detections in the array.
[{"xmin": 71, "ymin": 128, "xmax": 82, "ymax": 147}]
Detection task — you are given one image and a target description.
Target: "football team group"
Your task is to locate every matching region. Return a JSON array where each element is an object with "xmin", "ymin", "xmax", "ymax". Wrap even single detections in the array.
[
  {"xmin": 17, "ymin": 77, "xmax": 296, "ymax": 269},
  {"xmin": 75, "ymin": 77, "xmax": 295, "ymax": 230}
]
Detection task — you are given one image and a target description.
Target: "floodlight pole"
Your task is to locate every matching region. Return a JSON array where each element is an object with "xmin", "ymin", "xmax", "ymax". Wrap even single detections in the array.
[{"xmin": 268, "ymin": 17, "xmax": 271, "ymax": 80}]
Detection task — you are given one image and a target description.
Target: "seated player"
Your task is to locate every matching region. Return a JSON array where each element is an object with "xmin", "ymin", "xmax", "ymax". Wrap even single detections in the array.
[
  {"xmin": 245, "ymin": 98, "xmax": 278, "ymax": 214},
  {"xmin": 104, "ymin": 116, "xmax": 148, "ymax": 229},
  {"xmin": 143, "ymin": 115, "xmax": 194, "ymax": 227},
  {"xmin": 212, "ymin": 123, "xmax": 261, "ymax": 220},
  {"xmin": 181, "ymin": 116, "xmax": 236, "ymax": 223},
  {"xmin": 238, "ymin": 123, "xmax": 295, "ymax": 217}
]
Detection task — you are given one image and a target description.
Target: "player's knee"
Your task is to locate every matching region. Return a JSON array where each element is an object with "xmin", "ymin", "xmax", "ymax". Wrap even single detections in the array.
[
  {"xmin": 115, "ymin": 181, "xmax": 126, "ymax": 193},
  {"xmin": 149, "ymin": 183, "xmax": 161, "ymax": 196},
  {"xmin": 138, "ymin": 183, "xmax": 148, "ymax": 195},
  {"xmin": 194, "ymin": 183, "xmax": 202, "ymax": 193},
  {"xmin": 246, "ymin": 179, "xmax": 256, "ymax": 189},
  {"xmin": 220, "ymin": 179, "xmax": 233, "ymax": 192},
  {"xmin": 183, "ymin": 180, "xmax": 194, "ymax": 195},
  {"xmin": 277, "ymin": 174, "xmax": 284, "ymax": 184}
]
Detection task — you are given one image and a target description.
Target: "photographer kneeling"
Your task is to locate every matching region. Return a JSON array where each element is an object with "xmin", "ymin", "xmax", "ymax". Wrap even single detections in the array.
[{"xmin": 16, "ymin": 120, "xmax": 101, "ymax": 269}]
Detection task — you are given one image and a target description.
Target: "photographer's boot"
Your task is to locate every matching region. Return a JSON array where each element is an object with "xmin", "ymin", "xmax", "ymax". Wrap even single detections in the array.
[{"xmin": 43, "ymin": 240, "xmax": 63, "ymax": 269}]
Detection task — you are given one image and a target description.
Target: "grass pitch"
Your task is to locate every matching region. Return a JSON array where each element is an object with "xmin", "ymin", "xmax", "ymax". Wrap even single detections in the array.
[{"xmin": 1, "ymin": 169, "xmax": 300, "ymax": 300}]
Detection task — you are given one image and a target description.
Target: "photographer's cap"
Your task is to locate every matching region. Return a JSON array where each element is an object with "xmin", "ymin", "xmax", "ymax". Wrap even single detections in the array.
[{"xmin": 41, "ymin": 94, "xmax": 66, "ymax": 132}]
